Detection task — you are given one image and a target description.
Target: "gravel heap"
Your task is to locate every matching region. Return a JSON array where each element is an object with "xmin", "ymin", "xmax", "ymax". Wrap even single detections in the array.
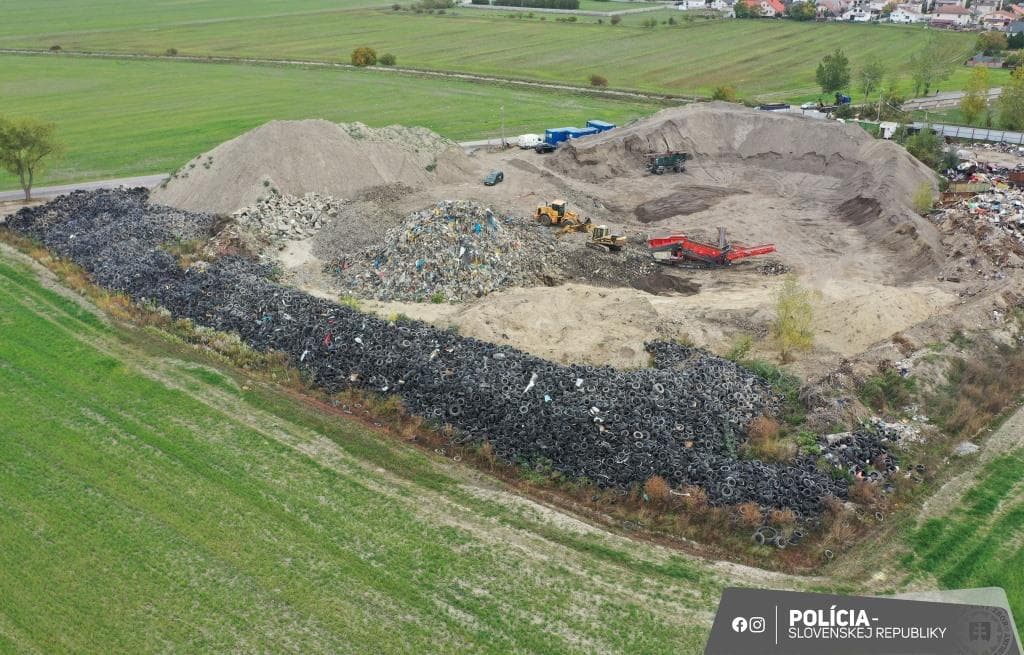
[
  {"xmin": 332, "ymin": 200, "xmax": 565, "ymax": 302},
  {"xmin": 233, "ymin": 192, "xmax": 343, "ymax": 243}
]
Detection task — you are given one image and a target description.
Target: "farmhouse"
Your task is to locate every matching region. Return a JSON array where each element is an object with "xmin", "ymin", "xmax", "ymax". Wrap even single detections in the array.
[
  {"xmin": 738, "ymin": 0, "xmax": 784, "ymax": 15},
  {"xmin": 980, "ymin": 9, "xmax": 1014, "ymax": 26},
  {"xmin": 932, "ymin": 4, "xmax": 975, "ymax": 24}
]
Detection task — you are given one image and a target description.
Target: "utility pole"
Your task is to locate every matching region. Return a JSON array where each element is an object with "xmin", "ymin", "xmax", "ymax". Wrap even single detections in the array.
[{"xmin": 500, "ymin": 105, "xmax": 506, "ymax": 148}]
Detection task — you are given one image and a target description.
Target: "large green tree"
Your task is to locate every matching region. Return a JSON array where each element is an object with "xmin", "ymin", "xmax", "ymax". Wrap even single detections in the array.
[
  {"xmin": 858, "ymin": 57, "xmax": 886, "ymax": 99},
  {"xmin": 785, "ymin": 1, "xmax": 816, "ymax": 20},
  {"xmin": 960, "ymin": 66, "xmax": 990, "ymax": 125},
  {"xmin": 0, "ymin": 117, "xmax": 64, "ymax": 201},
  {"xmin": 909, "ymin": 38, "xmax": 953, "ymax": 97},
  {"xmin": 816, "ymin": 49, "xmax": 850, "ymax": 94},
  {"xmin": 999, "ymin": 66, "xmax": 1024, "ymax": 130}
]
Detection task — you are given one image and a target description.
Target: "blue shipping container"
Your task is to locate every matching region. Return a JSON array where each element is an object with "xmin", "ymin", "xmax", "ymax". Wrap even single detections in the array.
[
  {"xmin": 544, "ymin": 128, "xmax": 574, "ymax": 145},
  {"xmin": 586, "ymin": 120, "xmax": 615, "ymax": 132},
  {"xmin": 570, "ymin": 127, "xmax": 599, "ymax": 138}
]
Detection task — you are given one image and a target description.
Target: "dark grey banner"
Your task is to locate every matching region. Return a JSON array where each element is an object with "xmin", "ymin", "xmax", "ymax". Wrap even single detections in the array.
[{"xmin": 705, "ymin": 588, "xmax": 1022, "ymax": 655}]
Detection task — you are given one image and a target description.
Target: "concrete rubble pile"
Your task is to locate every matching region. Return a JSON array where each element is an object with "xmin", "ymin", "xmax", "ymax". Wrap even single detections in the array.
[
  {"xmin": 10, "ymin": 189, "xmax": 888, "ymax": 516},
  {"xmin": 233, "ymin": 192, "xmax": 343, "ymax": 243},
  {"xmin": 333, "ymin": 200, "xmax": 564, "ymax": 302}
]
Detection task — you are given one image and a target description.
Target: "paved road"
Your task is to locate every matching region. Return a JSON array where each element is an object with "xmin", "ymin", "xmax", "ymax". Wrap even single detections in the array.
[
  {"xmin": 1, "ymin": 49, "xmax": 689, "ymax": 103},
  {"xmin": 903, "ymin": 88, "xmax": 1003, "ymax": 112},
  {"xmin": 0, "ymin": 174, "xmax": 168, "ymax": 203}
]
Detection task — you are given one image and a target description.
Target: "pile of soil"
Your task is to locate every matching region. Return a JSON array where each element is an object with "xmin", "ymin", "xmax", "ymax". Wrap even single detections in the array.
[{"xmin": 152, "ymin": 120, "xmax": 475, "ymax": 214}]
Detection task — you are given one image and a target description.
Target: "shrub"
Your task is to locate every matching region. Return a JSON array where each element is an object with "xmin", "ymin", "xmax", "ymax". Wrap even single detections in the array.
[
  {"xmin": 610, "ymin": 14, "xmax": 622, "ymax": 24},
  {"xmin": 667, "ymin": 15, "xmax": 676, "ymax": 24},
  {"xmin": 744, "ymin": 436, "xmax": 797, "ymax": 463},
  {"xmin": 712, "ymin": 86, "xmax": 737, "ymax": 102},
  {"xmin": 768, "ymin": 508, "xmax": 797, "ymax": 527},
  {"xmin": 641, "ymin": 17, "xmax": 657, "ymax": 27},
  {"xmin": 49, "ymin": 44, "xmax": 62, "ymax": 52},
  {"xmin": 858, "ymin": 368, "xmax": 916, "ymax": 413},
  {"xmin": 643, "ymin": 475, "xmax": 671, "ymax": 503},
  {"xmin": 912, "ymin": 181, "xmax": 934, "ymax": 214},
  {"xmin": 773, "ymin": 274, "xmax": 814, "ymax": 362},
  {"xmin": 165, "ymin": 47, "xmax": 178, "ymax": 56},
  {"xmin": 350, "ymin": 46, "xmax": 378, "ymax": 66},
  {"xmin": 747, "ymin": 416, "xmax": 780, "ymax": 443},
  {"xmin": 379, "ymin": 53, "xmax": 397, "ymax": 66},
  {"xmin": 589, "ymin": 74, "xmax": 608, "ymax": 87},
  {"xmin": 679, "ymin": 485, "xmax": 708, "ymax": 512},
  {"xmin": 736, "ymin": 501, "xmax": 763, "ymax": 527},
  {"xmin": 725, "ymin": 334, "xmax": 753, "ymax": 361},
  {"xmin": 393, "ymin": 2, "xmax": 402, "ymax": 8},
  {"xmin": 429, "ymin": 291, "xmax": 445, "ymax": 304},
  {"xmin": 848, "ymin": 480, "xmax": 881, "ymax": 505}
]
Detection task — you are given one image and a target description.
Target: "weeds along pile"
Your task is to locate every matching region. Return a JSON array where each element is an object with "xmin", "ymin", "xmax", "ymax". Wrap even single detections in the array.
[{"xmin": 9, "ymin": 189, "xmax": 870, "ymax": 516}]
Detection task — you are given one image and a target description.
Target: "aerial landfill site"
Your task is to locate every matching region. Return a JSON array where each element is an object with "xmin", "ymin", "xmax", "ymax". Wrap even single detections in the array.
[{"xmin": 9, "ymin": 102, "xmax": 1024, "ymax": 548}]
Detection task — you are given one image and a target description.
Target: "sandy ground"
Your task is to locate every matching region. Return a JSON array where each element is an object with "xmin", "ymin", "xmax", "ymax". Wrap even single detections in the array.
[{"xmin": 274, "ymin": 134, "xmax": 958, "ymax": 372}]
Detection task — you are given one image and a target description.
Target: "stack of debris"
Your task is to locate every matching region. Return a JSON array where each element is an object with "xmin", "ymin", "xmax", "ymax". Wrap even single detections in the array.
[
  {"xmin": 333, "ymin": 200, "xmax": 564, "ymax": 302},
  {"xmin": 233, "ymin": 192, "xmax": 343, "ymax": 243}
]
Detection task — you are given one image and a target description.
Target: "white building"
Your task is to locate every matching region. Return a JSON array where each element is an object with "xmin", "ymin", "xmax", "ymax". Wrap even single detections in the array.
[
  {"xmin": 890, "ymin": 4, "xmax": 928, "ymax": 21},
  {"xmin": 933, "ymin": 4, "xmax": 975, "ymax": 23}
]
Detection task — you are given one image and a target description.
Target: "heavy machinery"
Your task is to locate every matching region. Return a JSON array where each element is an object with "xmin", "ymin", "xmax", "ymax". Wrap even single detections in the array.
[
  {"xmin": 645, "ymin": 151, "xmax": 690, "ymax": 175},
  {"xmin": 588, "ymin": 225, "xmax": 626, "ymax": 253},
  {"xmin": 648, "ymin": 227, "xmax": 775, "ymax": 267},
  {"xmin": 556, "ymin": 218, "xmax": 625, "ymax": 253},
  {"xmin": 535, "ymin": 200, "xmax": 582, "ymax": 227}
]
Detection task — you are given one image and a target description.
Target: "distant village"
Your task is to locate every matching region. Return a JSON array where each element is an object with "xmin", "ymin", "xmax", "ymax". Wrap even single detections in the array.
[{"xmin": 677, "ymin": 0, "xmax": 1024, "ymax": 32}]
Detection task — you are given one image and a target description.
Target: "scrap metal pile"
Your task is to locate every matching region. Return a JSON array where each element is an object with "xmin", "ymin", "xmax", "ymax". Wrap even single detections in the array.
[
  {"xmin": 9, "ymin": 189, "xmax": 873, "ymax": 515},
  {"xmin": 333, "ymin": 200, "xmax": 564, "ymax": 302}
]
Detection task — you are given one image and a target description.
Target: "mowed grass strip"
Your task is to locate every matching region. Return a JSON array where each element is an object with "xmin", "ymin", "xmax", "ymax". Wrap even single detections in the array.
[
  {"xmin": 904, "ymin": 451, "xmax": 1024, "ymax": 633},
  {"xmin": 0, "ymin": 4, "xmax": 976, "ymax": 98},
  {"xmin": 0, "ymin": 54, "xmax": 658, "ymax": 190},
  {"xmin": 0, "ymin": 255, "xmax": 718, "ymax": 654}
]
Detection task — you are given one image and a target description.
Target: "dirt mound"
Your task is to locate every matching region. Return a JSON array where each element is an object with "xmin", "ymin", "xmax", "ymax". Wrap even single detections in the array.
[
  {"xmin": 548, "ymin": 102, "xmax": 944, "ymax": 280},
  {"xmin": 152, "ymin": 120, "xmax": 475, "ymax": 214},
  {"xmin": 634, "ymin": 187, "xmax": 744, "ymax": 223}
]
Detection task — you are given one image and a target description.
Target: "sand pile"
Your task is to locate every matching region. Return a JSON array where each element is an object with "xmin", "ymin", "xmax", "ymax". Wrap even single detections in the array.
[
  {"xmin": 152, "ymin": 120, "xmax": 474, "ymax": 214},
  {"xmin": 549, "ymin": 102, "xmax": 944, "ymax": 279}
]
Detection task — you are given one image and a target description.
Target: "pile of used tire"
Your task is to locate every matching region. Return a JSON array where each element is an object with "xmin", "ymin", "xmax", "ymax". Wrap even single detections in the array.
[{"xmin": 8, "ymin": 189, "xmax": 863, "ymax": 516}]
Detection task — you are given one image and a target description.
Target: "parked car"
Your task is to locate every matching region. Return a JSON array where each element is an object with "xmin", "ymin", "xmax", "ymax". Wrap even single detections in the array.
[
  {"xmin": 534, "ymin": 142, "xmax": 556, "ymax": 154},
  {"xmin": 483, "ymin": 170, "xmax": 504, "ymax": 186}
]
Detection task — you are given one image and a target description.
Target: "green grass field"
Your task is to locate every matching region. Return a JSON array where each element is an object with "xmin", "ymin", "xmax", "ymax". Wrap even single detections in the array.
[
  {"xmin": 903, "ymin": 451, "xmax": 1024, "ymax": 634},
  {"xmin": 0, "ymin": 250, "xmax": 726, "ymax": 653},
  {"xmin": 0, "ymin": 54, "xmax": 657, "ymax": 190},
  {"xmin": 0, "ymin": 3, "xmax": 977, "ymax": 99}
]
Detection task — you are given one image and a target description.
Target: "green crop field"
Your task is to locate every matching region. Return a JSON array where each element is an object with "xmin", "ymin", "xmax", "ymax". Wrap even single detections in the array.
[
  {"xmin": 0, "ymin": 2, "xmax": 977, "ymax": 98},
  {"xmin": 0, "ymin": 54, "xmax": 658, "ymax": 190},
  {"xmin": 903, "ymin": 450, "xmax": 1024, "ymax": 634},
  {"xmin": 0, "ymin": 250, "xmax": 726, "ymax": 653}
]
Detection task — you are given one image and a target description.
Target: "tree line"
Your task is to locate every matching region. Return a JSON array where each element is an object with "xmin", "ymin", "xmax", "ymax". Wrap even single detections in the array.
[{"xmin": 488, "ymin": 0, "xmax": 581, "ymax": 9}]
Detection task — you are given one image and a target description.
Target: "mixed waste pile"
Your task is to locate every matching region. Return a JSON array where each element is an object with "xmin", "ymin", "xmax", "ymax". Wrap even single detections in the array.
[
  {"xmin": 935, "ymin": 158, "xmax": 1024, "ymax": 278},
  {"xmin": 332, "ymin": 201, "xmax": 563, "ymax": 302},
  {"xmin": 8, "ymin": 189, "xmax": 923, "ymax": 516},
  {"xmin": 233, "ymin": 192, "xmax": 343, "ymax": 243}
]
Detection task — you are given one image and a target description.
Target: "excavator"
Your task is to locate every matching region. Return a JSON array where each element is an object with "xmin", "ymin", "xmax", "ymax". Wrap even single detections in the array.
[{"xmin": 648, "ymin": 227, "xmax": 775, "ymax": 268}]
